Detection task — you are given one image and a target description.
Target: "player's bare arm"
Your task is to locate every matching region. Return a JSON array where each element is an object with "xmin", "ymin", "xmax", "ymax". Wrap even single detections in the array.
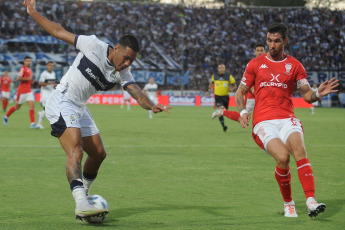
[
  {"xmin": 126, "ymin": 84, "xmax": 171, "ymax": 113},
  {"xmin": 298, "ymin": 77, "xmax": 339, "ymax": 103},
  {"xmin": 236, "ymin": 84, "xmax": 249, "ymax": 112},
  {"xmin": 23, "ymin": 0, "xmax": 75, "ymax": 46},
  {"xmin": 235, "ymin": 83, "xmax": 251, "ymax": 128}
]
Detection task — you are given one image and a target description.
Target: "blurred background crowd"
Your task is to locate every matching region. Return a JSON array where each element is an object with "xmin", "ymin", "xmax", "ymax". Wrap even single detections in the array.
[{"xmin": 0, "ymin": 1, "xmax": 344, "ymax": 91}]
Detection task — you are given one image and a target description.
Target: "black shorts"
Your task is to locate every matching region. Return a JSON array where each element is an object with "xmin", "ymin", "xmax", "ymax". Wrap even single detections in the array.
[{"xmin": 215, "ymin": 95, "xmax": 229, "ymax": 109}]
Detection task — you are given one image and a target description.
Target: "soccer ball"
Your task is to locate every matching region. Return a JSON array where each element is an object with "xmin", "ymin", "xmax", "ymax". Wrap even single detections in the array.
[{"xmin": 86, "ymin": 194, "xmax": 109, "ymax": 223}]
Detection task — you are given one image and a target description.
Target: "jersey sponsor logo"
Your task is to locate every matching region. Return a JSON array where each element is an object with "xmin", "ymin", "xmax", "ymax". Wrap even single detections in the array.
[
  {"xmin": 260, "ymin": 73, "xmax": 288, "ymax": 89},
  {"xmin": 259, "ymin": 64, "xmax": 268, "ymax": 69},
  {"xmin": 285, "ymin": 63, "xmax": 292, "ymax": 75},
  {"xmin": 270, "ymin": 74, "xmax": 280, "ymax": 82},
  {"xmin": 77, "ymin": 56, "xmax": 116, "ymax": 91}
]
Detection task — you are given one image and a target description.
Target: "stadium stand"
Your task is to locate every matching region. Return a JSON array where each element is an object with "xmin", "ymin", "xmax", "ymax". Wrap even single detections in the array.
[{"xmin": 0, "ymin": 1, "xmax": 344, "ymax": 92}]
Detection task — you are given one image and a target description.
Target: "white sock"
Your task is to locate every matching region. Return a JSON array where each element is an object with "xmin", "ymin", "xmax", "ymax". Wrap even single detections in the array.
[
  {"xmin": 149, "ymin": 110, "xmax": 153, "ymax": 118},
  {"xmin": 127, "ymin": 102, "xmax": 130, "ymax": 110},
  {"xmin": 37, "ymin": 110, "xmax": 45, "ymax": 124},
  {"xmin": 72, "ymin": 179, "xmax": 87, "ymax": 205},
  {"xmin": 82, "ymin": 177, "xmax": 95, "ymax": 196}
]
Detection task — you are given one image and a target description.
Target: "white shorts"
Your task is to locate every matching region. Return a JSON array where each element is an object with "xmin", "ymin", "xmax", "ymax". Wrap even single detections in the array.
[
  {"xmin": 1, "ymin": 91, "xmax": 10, "ymax": 99},
  {"xmin": 123, "ymin": 91, "xmax": 131, "ymax": 100},
  {"xmin": 45, "ymin": 90, "xmax": 99, "ymax": 137},
  {"xmin": 149, "ymin": 96, "xmax": 158, "ymax": 105},
  {"xmin": 246, "ymin": 98, "xmax": 255, "ymax": 114},
  {"xmin": 40, "ymin": 93, "xmax": 52, "ymax": 107},
  {"xmin": 252, "ymin": 117, "xmax": 304, "ymax": 150},
  {"xmin": 17, "ymin": 92, "xmax": 35, "ymax": 104}
]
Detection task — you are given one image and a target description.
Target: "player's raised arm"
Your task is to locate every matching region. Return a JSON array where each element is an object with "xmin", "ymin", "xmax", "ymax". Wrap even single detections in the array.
[
  {"xmin": 298, "ymin": 77, "xmax": 339, "ymax": 104},
  {"xmin": 23, "ymin": 0, "xmax": 75, "ymax": 46},
  {"xmin": 126, "ymin": 84, "xmax": 171, "ymax": 113}
]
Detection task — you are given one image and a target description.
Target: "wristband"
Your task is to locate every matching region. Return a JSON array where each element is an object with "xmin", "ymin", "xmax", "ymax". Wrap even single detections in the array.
[
  {"xmin": 316, "ymin": 91, "xmax": 321, "ymax": 99},
  {"xmin": 240, "ymin": 109, "xmax": 249, "ymax": 117}
]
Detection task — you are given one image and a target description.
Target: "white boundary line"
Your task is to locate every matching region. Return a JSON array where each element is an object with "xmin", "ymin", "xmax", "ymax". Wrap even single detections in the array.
[{"xmin": 1, "ymin": 144, "xmax": 344, "ymax": 148}]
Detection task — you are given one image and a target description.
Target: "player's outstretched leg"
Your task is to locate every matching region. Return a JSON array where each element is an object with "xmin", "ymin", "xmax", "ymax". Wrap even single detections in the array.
[{"xmin": 306, "ymin": 197, "xmax": 326, "ymax": 217}]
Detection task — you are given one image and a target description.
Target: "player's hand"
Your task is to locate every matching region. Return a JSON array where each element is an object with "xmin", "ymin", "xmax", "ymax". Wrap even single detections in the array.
[
  {"xmin": 318, "ymin": 77, "xmax": 339, "ymax": 97},
  {"xmin": 239, "ymin": 113, "xmax": 250, "ymax": 128},
  {"xmin": 22, "ymin": 0, "xmax": 36, "ymax": 15},
  {"xmin": 152, "ymin": 104, "xmax": 172, "ymax": 113}
]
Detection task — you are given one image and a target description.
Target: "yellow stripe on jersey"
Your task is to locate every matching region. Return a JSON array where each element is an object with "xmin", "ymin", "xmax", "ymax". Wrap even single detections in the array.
[{"xmin": 212, "ymin": 74, "xmax": 235, "ymax": 96}]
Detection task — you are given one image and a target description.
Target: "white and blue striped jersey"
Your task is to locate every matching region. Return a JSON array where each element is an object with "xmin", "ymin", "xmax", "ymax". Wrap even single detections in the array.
[
  {"xmin": 39, "ymin": 70, "xmax": 56, "ymax": 102},
  {"xmin": 56, "ymin": 35, "xmax": 135, "ymax": 106}
]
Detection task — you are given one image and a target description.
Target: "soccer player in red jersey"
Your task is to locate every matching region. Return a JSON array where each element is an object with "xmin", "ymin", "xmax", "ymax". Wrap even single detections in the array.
[
  {"xmin": 236, "ymin": 23, "xmax": 339, "ymax": 218},
  {"xmin": 0, "ymin": 70, "xmax": 12, "ymax": 112},
  {"xmin": 3, "ymin": 56, "xmax": 39, "ymax": 129}
]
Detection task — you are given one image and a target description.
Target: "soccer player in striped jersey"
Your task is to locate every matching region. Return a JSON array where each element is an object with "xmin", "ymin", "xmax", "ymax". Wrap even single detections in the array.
[
  {"xmin": 143, "ymin": 77, "xmax": 158, "ymax": 119},
  {"xmin": 37, "ymin": 61, "xmax": 57, "ymax": 129},
  {"xmin": 236, "ymin": 23, "xmax": 339, "ymax": 218},
  {"xmin": 23, "ymin": 0, "xmax": 171, "ymax": 221}
]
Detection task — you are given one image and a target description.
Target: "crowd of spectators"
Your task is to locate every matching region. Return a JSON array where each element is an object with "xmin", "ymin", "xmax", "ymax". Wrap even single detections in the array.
[{"xmin": 0, "ymin": 1, "xmax": 344, "ymax": 91}]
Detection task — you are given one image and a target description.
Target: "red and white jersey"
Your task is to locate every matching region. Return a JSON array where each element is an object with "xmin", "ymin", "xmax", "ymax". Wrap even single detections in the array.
[
  {"xmin": 17, "ymin": 65, "xmax": 33, "ymax": 94},
  {"xmin": 0, "ymin": 75, "xmax": 12, "ymax": 92},
  {"xmin": 241, "ymin": 54, "xmax": 307, "ymax": 126}
]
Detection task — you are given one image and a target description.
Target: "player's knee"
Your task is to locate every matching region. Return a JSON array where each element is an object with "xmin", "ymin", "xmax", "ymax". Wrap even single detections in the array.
[{"xmin": 275, "ymin": 154, "xmax": 290, "ymax": 168}]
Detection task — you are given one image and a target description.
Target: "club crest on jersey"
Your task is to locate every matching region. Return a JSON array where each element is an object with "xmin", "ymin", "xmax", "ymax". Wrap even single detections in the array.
[
  {"xmin": 70, "ymin": 115, "xmax": 77, "ymax": 124},
  {"xmin": 285, "ymin": 63, "xmax": 292, "ymax": 75}
]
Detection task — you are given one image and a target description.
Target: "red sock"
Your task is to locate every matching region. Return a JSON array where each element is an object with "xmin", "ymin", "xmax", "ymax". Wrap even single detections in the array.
[
  {"xmin": 223, "ymin": 110, "xmax": 240, "ymax": 122},
  {"xmin": 29, "ymin": 109, "xmax": 35, "ymax": 123},
  {"xmin": 6, "ymin": 106, "xmax": 16, "ymax": 117},
  {"xmin": 275, "ymin": 166, "xmax": 292, "ymax": 202},
  {"xmin": 2, "ymin": 100, "xmax": 7, "ymax": 110},
  {"xmin": 297, "ymin": 158, "xmax": 315, "ymax": 199}
]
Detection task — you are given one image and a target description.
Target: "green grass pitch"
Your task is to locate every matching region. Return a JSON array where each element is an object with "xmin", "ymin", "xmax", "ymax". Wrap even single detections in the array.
[{"xmin": 0, "ymin": 103, "xmax": 344, "ymax": 229}]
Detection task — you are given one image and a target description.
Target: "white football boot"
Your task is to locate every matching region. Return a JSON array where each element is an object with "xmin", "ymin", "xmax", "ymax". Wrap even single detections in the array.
[
  {"xmin": 75, "ymin": 199, "xmax": 108, "ymax": 220},
  {"xmin": 284, "ymin": 200, "xmax": 298, "ymax": 217},
  {"xmin": 211, "ymin": 108, "xmax": 224, "ymax": 119},
  {"xmin": 307, "ymin": 197, "xmax": 326, "ymax": 217}
]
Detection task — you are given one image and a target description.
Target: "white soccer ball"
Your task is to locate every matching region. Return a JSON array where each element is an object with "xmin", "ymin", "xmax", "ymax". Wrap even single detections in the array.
[{"xmin": 86, "ymin": 194, "xmax": 109, "ymax": 223}]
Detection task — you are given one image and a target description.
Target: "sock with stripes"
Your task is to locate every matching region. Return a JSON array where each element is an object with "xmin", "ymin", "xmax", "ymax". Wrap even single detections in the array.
[
  {"xmin": 297, "ymin": 158, "xmax": 315, "ymax": 199},
  {"xmin": 275, "ymin": 166, "xmax": 292, "ymax": 202}
]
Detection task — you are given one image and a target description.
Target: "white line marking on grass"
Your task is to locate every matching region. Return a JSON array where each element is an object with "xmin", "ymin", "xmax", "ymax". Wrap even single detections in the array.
[{"xmin": 1, "ymin": 144, "xmax": 345, "ymax": 148}]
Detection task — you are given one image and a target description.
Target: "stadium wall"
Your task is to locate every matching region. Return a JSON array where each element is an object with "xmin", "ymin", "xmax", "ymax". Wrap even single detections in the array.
[{"xmin": 34, "ymin": 93, "xmax": 313, "ymax": 108}]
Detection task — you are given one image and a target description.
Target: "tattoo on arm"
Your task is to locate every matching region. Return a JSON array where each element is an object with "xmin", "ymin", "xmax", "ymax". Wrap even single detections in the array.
[
  {"xmin": 310, "ymin": 91, "xmax": 318, "ymax": 103},
  {"xmin": 126, "ymin": 84, "xmax": 155, "ymax": 110},
  {"xmin": 236, "ymin": 84, "xmax": 249, "ymax": 112},
  {"xmin": 298, "ymin": 84, "xmax": 317, "ymax": 103}
]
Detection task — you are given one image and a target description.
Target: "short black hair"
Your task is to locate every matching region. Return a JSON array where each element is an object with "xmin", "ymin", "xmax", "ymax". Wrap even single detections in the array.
[
  {"xmin": 267, "ymin": 23, "xmax": 288, "ymax": 39},
  {"xmin": 24, "ymin": 56, "xmax": 31, "ymax": 60},
  {"xmin": 118, "ymin": 34, "xmax": 140, "ymax": 52},
  {"xmin": 47, "ymin": 61, "xmax": 54, "ymax": 64},
  {"xmin": 255, "ymin": 43, "xmax": 265, "ymax": 49}
]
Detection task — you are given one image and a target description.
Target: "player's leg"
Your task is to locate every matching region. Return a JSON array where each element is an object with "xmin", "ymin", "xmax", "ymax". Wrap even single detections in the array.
[
  {"xmin": 27, "ymin": 99, "xmax": 38, "ymax": 128},
  {"xmin": 58, "ymin": 128, "xmax": 106, "ymax": 218},
  {"xmin": 3, "ymin": 96, "xmax": 22, "ymax": 126},
  {"xmin": 47, "ymin": 91, "xmax": 107, "ymax": 219},
  {"xmin": 37, "ymin": 99, "xmax": 46, "ymax": 129},
  {"xmin": 126, "ymin": 99, "xmax": 131, "ymax": 110},
  {"xmin": 266, "ymin": 138, "xmax": 297, "ymax": 217},
  {"xmin": 82, "ymin": 134, "xmax": 106, "ymax": 196},
  {"xmin": 286, "ymin": 132, "xmax": 326, "ymax": 217}
]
